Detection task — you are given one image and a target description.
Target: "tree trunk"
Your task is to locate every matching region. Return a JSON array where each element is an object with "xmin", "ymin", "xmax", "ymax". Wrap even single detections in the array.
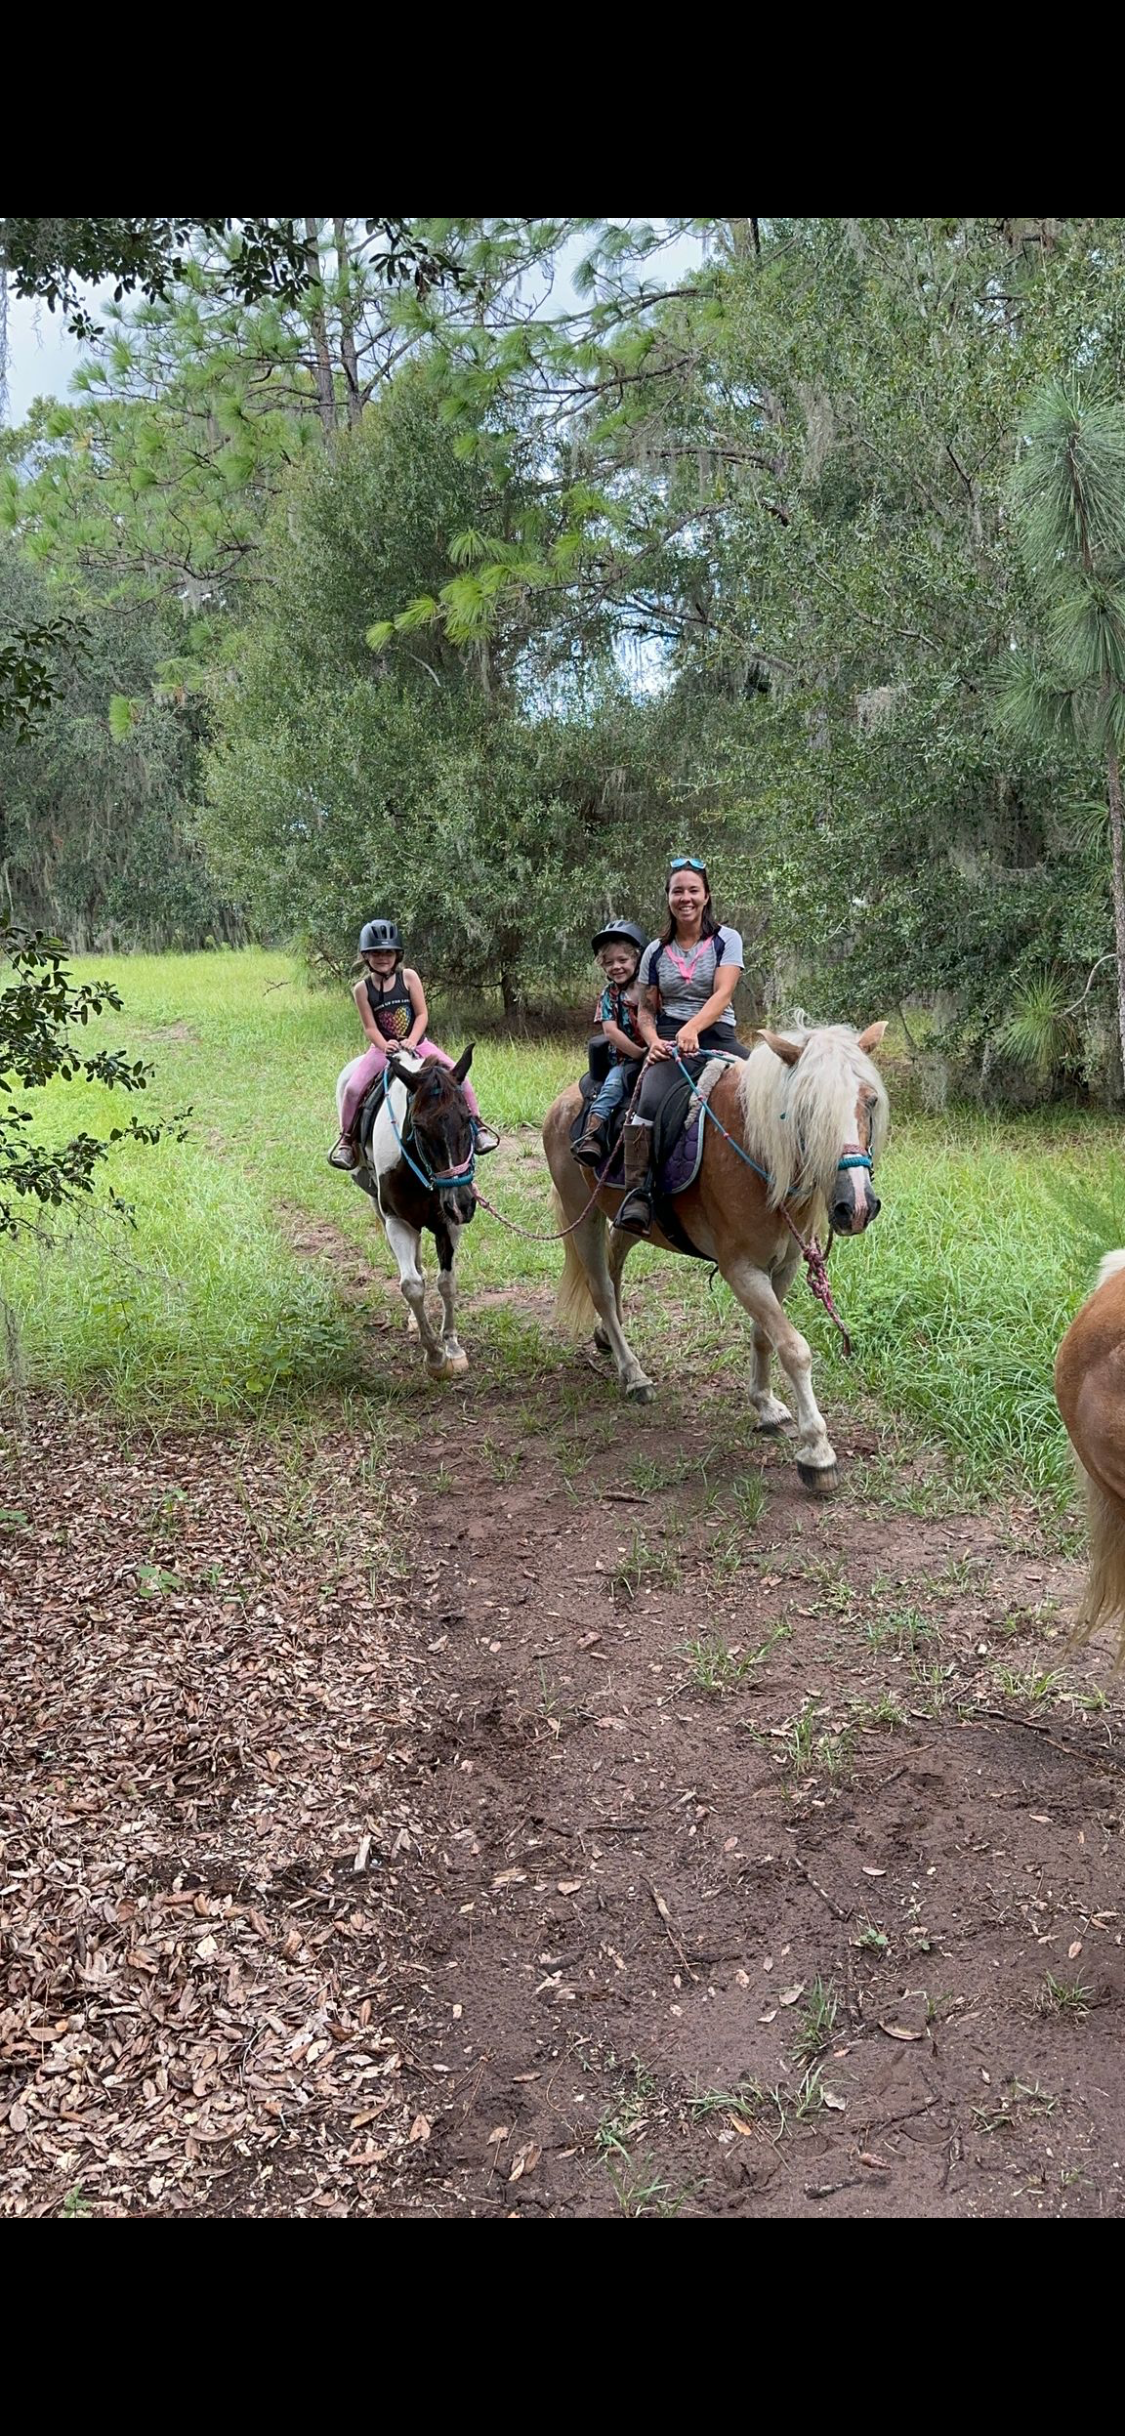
[
  {"xmin": 1107, "ymin": 746, "xmax": 1125, "ymax": 1097},
  {"xmin": 333, "ymin": 218, "xmax": 363, "ymax": 430},
  {"xmin": 303, "ymin": 219, "xmax": 337, "ymax": 437},
  {"xmin": 499, "ymin": 953, "xmax": 525, "ymax": 1025}
]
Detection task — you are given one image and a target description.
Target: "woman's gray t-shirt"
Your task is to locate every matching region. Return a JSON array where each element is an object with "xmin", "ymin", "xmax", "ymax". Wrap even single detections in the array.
[{"xmin": 638, "ymin": 928, "xmax": 744, "ymax": 1032}]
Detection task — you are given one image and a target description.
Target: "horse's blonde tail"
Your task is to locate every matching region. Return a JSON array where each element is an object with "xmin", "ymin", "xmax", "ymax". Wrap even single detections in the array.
[
  {"xmin": 554, "ymin": 1199, "xmax": 598, "ymax": 1339},
  {"xmin": 1074, "ymin": 1466, "xmax": 1125, "ymax": 1671}
]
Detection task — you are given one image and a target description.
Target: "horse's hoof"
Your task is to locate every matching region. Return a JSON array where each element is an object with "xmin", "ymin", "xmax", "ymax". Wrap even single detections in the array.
[
  {"xmin": 797, "ymin": 1460, "xmax": 838, "ymax": 1498},
  {"xmin": 625, "ymin": 1381, "xmax": 655, "ymax": 1404},
  {"xmin": 758, "ymin": 1421, "xmax": 783, "ymax": 1437},
  {"xmin": 444, "ymin": 1349, "xmax": 469, "ymax": 1375}
]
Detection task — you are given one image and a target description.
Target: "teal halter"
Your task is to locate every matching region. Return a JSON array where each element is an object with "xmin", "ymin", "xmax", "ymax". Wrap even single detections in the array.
[{"xmin": 385, "ymin": 1080, "xmax": 478, "ymax": 1193}]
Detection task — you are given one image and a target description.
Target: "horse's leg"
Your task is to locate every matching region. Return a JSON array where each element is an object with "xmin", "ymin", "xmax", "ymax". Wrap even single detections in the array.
[
  {"xmin": 383, "ymin": 1213, "xmax": 451, "ymax": 1377},
  {"xmin": 544, "ymin": 1089, "xmax": 652, "ymax": 1398},
  {"xmin": 433, "ymin": 1221, "xmax": 468, "ymax": 1375},
  {"xmin": 597, "ymin": 1222, "xmax": 633, "ymax": 1355},
  {"xmin": 750, "ymin": 1248, "xmax": 799, "ymax": 1432},
  {"xmin": 578, "ymin": 1207, "xmax": 653, "ymax": 1400},
  {"xmin": 723, "ymin": 1255, "xmax": 836, "ymax": 1488}
]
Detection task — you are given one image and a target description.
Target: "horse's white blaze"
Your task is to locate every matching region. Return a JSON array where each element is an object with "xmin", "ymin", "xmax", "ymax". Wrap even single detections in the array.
[{"xmin": 835, "ymin": 1160, "xmax": 867, "ymax": 1226}]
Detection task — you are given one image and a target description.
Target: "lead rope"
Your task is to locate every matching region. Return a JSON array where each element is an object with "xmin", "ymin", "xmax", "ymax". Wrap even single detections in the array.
[{"xmin": 473, "ymin": 1140, "xmax": 622, "ymax": 1242}]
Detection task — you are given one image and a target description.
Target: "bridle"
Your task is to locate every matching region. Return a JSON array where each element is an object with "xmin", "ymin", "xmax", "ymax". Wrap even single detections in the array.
[{"xmin": 385, "ymin": 1077, "xmax": 478, "ymax": 1194}]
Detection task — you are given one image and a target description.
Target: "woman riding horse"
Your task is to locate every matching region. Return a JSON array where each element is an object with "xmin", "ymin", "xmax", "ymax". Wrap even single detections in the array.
[
  {"xmin": 544, "ymin": 994, "xmax": 888, "ymax": 1489},
  {"xmin": 616, "ymin": 859, "xmax": 750, "ymax": 1234}
]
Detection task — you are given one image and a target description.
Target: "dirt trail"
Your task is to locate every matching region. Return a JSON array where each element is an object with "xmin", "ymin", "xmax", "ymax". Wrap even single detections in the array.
[
  {"xmin": 3, "ymin": 1214, "xmax": 1123, "ymax": 2218},
  {"xmin": 371, "ymin": 1322, "xmax": 1125, "ymax": 2220}
]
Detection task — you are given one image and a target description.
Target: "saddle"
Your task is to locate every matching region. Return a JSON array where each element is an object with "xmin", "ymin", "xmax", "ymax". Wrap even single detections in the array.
[
  {"xmin": 568, "ymin": 1046, "xmax": 736, "ymax": 1254},
  {"xmin": 357, "ymin": 1072, "xmax": 389, "ymax": 1158}
]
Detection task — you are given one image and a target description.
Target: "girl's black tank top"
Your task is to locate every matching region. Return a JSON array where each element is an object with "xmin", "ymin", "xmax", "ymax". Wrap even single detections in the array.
[{"xmin": 366, "ymin": 970, "xmax": 412, "ymax": 1041}]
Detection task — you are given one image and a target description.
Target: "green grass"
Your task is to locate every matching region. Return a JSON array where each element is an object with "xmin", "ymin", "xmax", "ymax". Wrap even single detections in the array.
[
  {"xmin": 0, "ymin": 949, "xmax": 1119, "ymax": 1491},
  {"xmin": 681, "ymin": 1624, "xmax": 789, "ymax": 1690}
]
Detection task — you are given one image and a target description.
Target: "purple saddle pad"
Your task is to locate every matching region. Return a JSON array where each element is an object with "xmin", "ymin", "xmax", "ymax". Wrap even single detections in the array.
[{"xmin": 659, "ymin": 1108, "xmax": 705, "ymax": 1199}]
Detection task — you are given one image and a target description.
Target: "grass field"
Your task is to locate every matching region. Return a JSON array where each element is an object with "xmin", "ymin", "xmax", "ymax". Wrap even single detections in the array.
[{"xmin": 1, "ymin": 947, "xmax": 1121, "ymax": 1495}]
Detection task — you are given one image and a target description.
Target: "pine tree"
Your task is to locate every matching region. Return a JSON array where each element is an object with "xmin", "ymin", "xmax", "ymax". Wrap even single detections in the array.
[{"xmin": 1001, "ymin": 377, "xmax": 1125, "ymax": 1090}]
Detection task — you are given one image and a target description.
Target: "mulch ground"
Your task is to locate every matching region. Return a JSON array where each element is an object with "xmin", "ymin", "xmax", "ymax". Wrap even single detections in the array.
[{"xmin": 3, "ymin": 1256, "xmax": 1124, "ymax": 2218}]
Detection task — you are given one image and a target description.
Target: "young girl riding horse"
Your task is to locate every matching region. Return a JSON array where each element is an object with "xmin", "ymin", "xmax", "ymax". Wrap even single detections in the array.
[{"xmin": 329, "ymin": 918, "xmax": 493, "ymax": 1171}]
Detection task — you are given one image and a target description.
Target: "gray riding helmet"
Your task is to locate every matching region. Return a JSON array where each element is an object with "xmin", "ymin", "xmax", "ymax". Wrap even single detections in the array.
[
  {"xmin": 591, "ymin": 919, "xmax": 647, "ymax": 956},
  {"xmin": 359, "ymin": 918, "xmax": 403, "ymax": 954}
]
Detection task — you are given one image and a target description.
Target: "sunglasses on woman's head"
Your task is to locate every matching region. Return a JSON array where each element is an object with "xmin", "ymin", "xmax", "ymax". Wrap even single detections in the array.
[{"xmin": 669, "ymin": 856, "xmax": 706, "ymax": 872}]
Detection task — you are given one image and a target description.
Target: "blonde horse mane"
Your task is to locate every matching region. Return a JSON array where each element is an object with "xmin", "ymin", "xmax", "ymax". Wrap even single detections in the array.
[{"xmin": 736, "ymin": 1025, "xmax": 890, "ymax": 1210}]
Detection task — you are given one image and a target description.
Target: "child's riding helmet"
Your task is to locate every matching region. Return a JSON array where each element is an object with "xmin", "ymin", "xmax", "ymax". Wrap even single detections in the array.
[{"xmin": 591, "ymin": 920, "xmax": 646, "ymax": 955}]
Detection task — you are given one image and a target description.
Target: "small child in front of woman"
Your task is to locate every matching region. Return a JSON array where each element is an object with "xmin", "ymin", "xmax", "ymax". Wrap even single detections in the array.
[
  {"xmin": 329, "ymin": 918, "xmax": 491, "ymax": 1170},
  {"xmin": 572, "ymin": 921, "xmax": 647, "ymax": 1169}
]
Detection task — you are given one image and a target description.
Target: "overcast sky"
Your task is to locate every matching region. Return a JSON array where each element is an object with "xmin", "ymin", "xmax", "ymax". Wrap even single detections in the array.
[
  {"xmin": 2, "ymin": 224, "xmax": 704, "ymax": 428},
  {"xmin": 3, "ymin": 290, "xmax": 85, "ymax": 421}
]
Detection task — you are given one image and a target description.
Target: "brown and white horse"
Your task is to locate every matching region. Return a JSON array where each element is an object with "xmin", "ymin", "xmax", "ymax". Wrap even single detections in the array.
[
  {"xmin": 543, "ymin": 1023, "xmax": 889, "ymax": 1492},
  {"xmin": 1055, "ymin": 1250, "xmax": 1125, "ymax": 1665},
  {"xmin": 337, "ymin": 1046, "xmax": 477, "ymax": 1380}
]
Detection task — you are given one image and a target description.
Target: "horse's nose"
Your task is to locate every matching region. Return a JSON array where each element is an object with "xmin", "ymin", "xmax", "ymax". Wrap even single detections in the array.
[
  {"xmin": 868, "ymin": 1193, "xmax": 881, "ymax": 1221},
  {"xmin": 830, "ymin": 1197, "xmax": 854, "ymax": 1232}
]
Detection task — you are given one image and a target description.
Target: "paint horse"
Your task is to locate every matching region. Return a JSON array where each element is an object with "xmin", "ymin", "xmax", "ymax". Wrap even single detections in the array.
[
  {"xmin": 337, "ymin": 1046, "xmax": 477, "ymax": 1380},
  {"xmin": 543, "ymin": 1024, "xmax": 888, "ymax": 1493},
  {"xmin": 1054, "ymin": 1248, "xmax": 1125, "ymax": 1667}
]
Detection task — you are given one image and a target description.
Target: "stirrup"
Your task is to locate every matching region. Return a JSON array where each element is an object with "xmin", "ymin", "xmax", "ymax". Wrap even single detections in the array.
[
  {"xmin": 613, "ymin": 1189, "xmax": 653, "ymax": 1236},
  {"xmin": 328, "ymin": 1136, "xmax": 358, "ymax": 1171},
  {"xmin": 474, "ymin": 1123, "xmax": 500, "ymax": 1155},
  {"xmin": 572, "ymin": 1123, "xmax": 606, "ymax": 1170}
]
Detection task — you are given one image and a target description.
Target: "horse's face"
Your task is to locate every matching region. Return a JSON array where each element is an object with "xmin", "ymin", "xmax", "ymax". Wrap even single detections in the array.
[
  {"xmin": 394, "ymin": 1050, "xmax": 477, "ymax": 1227},
  {"xmin": 826, "ymin": 1020, "xmax": 886, "ymax": 1236},
  {"xmin": 828, "ymin": 1077, "xmax": 883, "ymax": 1236},
  {"xmin": 754, "ymin": 1019, "xmax": 887, "ymax": 1236}
]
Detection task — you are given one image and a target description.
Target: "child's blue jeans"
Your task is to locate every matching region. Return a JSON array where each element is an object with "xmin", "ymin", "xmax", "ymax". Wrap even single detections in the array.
[{"xmin": 589, "ymin": 1061, "xmax": 635, "ymax": 1123}]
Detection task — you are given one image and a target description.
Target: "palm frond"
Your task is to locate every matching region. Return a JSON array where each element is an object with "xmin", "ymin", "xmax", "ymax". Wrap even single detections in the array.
[
  {"xmin": 995, "ymin": 970, "xmax": 1078, "ymax": 1080},
  {"xmin": 995, "ymin": 647, "xmax": 1080, "ymax": 748}
]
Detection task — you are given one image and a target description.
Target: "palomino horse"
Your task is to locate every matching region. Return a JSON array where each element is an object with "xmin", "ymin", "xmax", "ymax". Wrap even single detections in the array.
[
  {"xmin": 543, "ymin": 1023, "xmax": 888, "ymax": 1492},
  {"xmin": 1055, "ymin": 1249, "xmax": 1125, "ymax": 1665},
  {"xmin": 337, "ymin": 1047, "xmax": 477, "ymax": 1380}
]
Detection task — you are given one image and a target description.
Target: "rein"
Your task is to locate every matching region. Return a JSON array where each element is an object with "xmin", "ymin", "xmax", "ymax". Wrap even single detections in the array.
[{"xmin": 672, "ymin": 1052, "xmax": 867, "ymax": 1357}]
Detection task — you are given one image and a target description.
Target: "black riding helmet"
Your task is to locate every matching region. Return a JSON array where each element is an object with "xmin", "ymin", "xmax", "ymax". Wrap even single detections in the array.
[
  {"xmin": 591, "ymin": 919, "xmax": 646, "ymax": 957},
  {"xmin": 359, "ymin": 918, "xmax": 403, "ymax": 955}
]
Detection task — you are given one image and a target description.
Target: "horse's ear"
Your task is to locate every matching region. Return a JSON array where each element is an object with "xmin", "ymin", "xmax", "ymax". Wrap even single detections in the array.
[
  {"xmin": 855, "ymin": 1021, "xmax": 888, "ymax": 1056},
  {"xmin": 452, "ymin": 1043, "xmax": 475, "ymax": 1084},
  {"xmin": 753, "ymin": 1029, "xmax": 804, "ymax": 1068},
  {"xmin": 388, "ymin": 1052, "xmax": 420, "ymax": 1092}
]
